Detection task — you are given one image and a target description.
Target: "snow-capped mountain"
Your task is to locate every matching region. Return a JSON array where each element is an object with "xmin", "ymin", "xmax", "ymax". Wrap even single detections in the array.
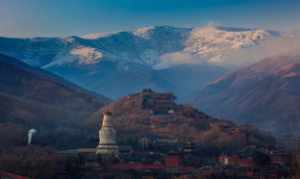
[
  {"xmin": 183, "ymin": 26, "xmax": 277, "ymax": 64},
  {"xmin": 0, "ymin": 25, "xmax": 278, "ymax": 69},
  {"xmin": 44, "ymin": 46, "xmax": 104, "ymax": 68},
  {"xmin": 0, "ymin": 25, "xmax": 280, "ymax": 99}
]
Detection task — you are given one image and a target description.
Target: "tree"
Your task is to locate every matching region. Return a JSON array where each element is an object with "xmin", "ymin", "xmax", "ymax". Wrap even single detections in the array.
[{"xmin": 253, "ymin": 151, "xmax": 271, "ymax": 166}]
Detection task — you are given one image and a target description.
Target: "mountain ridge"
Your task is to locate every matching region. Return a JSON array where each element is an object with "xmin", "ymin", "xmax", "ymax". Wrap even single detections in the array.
[{"xmin": 191, "ymin": 54, "xmax": 300, "ymax": 139}]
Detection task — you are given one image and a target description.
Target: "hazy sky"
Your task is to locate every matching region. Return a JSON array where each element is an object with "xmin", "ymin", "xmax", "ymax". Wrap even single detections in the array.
[{"xmin": 0, "ymin": 0, "xmax": 299, "ymax": 37}]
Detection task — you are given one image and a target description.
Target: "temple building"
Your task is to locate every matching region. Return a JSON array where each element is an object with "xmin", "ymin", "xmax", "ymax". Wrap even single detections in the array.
[{"xmin": 96, "ymin": 112, "xmax": 119, "ymax": 157}]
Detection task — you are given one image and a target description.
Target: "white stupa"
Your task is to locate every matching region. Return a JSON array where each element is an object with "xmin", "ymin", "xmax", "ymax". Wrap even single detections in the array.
[{"xmin": 96, "ymin": 112, "xmax": 119, "ymax": 156}]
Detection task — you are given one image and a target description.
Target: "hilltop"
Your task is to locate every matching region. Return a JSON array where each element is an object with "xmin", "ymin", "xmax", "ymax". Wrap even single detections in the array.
[{"xmin": 89, "ymin": 89, "xmax": 275, "ymax": 151}]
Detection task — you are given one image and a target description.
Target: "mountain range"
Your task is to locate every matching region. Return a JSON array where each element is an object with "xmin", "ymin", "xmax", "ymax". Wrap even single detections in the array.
[{"xmin": 0, "ymin": 25, "xmax": 279, "ymax": 99}]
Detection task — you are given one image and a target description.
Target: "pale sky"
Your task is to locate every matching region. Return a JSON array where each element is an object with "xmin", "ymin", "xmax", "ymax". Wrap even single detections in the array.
[{"xmin": 0, "ymin": 0, "xmax": 299, "ymax": 37}]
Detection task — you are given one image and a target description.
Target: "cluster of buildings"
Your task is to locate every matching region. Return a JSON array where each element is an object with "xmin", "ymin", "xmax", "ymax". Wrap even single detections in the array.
[
  {"xmin": 217, "ymin": 152, "xmax": 290, "ymax": 178},
  {"xmin": 57, "ymin": 111, "xmax": 291, "ymax": 178},
  {"xmin": 61, "ymin": 113, "xmax": 288, "ymax": 178}
]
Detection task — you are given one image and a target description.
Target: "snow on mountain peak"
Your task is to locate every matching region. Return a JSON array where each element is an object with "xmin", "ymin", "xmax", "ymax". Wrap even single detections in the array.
[
  {"xmin": 81, "ymin": 32, "xmax": 112, "ymax": 39},
  {"xmin": 70, "ymin": 46, "xmax": 103, "ymax": 64},
  {"xmin": 133, "ymin": 26, "xmax": 154, "ymax": 39},
  {"xmin": 151, "ymin": 25, "xmax": 276, "ymax": 67},
  {"xmin": 185, "ymin": 25, "xmax": 273, "ymax": 57},
  {"xmin": 43, "ymin": 46, "xmax": 103, "ymax": 68}
]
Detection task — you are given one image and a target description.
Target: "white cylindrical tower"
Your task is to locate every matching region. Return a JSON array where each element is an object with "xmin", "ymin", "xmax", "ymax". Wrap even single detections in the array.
[
  {"xmin": 27, "ymin": 129, "xmax": 37, "ymax": 145},
  {"xmin": 96, "ymin": 112, "xmax": 119, "ymax": 156}
]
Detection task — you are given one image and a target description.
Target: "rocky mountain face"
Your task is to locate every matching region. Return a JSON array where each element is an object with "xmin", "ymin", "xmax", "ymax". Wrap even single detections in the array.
[
  {"xmin": 191, "ymin": 54, "xmax": 300, "ymax": 139},
  {"xmin": 0, "ymin": 54, "xmax": 110, "ymax": 148},
  {"xmin": 88, "ymin": 89, "xmax": 275, "ymax": 150},
  {"xmin": 0, "ymin": 25, "xmax": 278, "ymax": 99}
]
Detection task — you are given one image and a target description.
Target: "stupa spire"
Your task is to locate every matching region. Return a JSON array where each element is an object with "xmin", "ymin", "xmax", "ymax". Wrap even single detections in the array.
[{"xmin": 96, "ymin": 112, "xmax": 119, "ymax": 157}]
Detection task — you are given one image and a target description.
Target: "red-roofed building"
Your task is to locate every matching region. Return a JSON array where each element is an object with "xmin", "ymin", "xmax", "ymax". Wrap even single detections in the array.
[
  {"xmin": 239, "ymin": 159, "xmax": 255, "ymax": 168},
  {"xmin": 218, "ymin": 155, "xmax": 254, "ymax": 168},
  {"xmin": 164, "ymin": 155, "xmax": 181, "ymax": 168}
]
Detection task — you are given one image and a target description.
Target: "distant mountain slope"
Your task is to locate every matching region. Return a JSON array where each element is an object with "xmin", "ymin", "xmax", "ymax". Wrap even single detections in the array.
[
  {"xmin": 191, "ymin": 54, "xmax": 300, "ymax": 138},
  {"xmin": 87, "ymin": 89, "xmax": 275, "ymax": 150},
  {"xmin": 0, "ymin": 37, "xmax": 66, "ymax": 67},
  {"xmin": 0, "ymin": 54, "xmax": 110, "ymax": 148},
  {"xmin": 0, "ymin": 25, "xmax": 279, "ymax": 99}
]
